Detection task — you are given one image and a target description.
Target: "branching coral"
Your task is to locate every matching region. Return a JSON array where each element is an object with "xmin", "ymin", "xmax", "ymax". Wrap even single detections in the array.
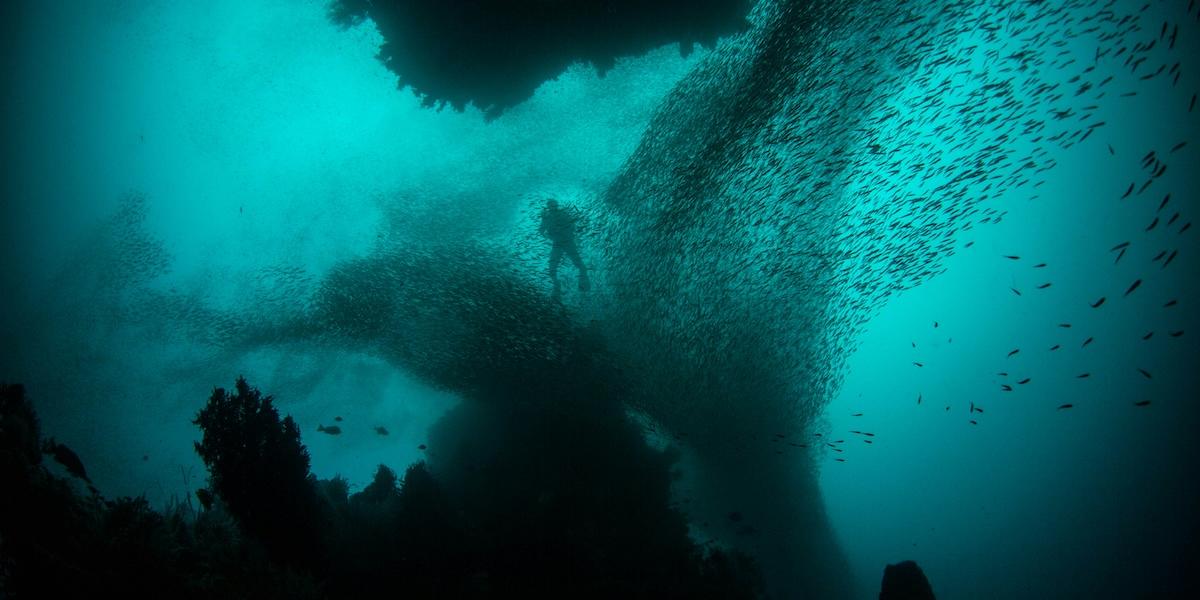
[{"xmin": 193, "ymin": 376, "xmax": 326, "ymax": 570}]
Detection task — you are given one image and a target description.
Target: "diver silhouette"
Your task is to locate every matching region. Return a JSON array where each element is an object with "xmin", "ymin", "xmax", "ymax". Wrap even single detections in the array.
[{"xmin": 538, "ymin": 198, "xmax": 589, "ymax": 299}]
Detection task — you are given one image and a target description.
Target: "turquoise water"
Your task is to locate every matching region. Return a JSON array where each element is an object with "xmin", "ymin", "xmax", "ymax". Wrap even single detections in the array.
[{"xmin": 2, "ymin": 0, "xmax": 1197, "ymax": 597}]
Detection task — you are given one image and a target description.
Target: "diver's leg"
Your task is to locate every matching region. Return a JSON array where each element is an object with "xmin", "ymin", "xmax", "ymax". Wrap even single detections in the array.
[
  {"xmin": 549, "ymin": 243, "xmax": 564, "ymax": 297},
  {"xmin": 564, "ymin": 242, "xmax": 589, "ymax": 291}
]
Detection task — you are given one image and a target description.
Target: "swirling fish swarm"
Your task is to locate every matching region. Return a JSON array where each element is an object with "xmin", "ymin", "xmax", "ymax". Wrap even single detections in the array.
[{"xmin": 595, "ymin": 0, "xmax": 1194, "ymax": 448}]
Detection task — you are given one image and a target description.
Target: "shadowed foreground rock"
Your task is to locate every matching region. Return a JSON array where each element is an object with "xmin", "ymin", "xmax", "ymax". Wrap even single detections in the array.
[
  {"xmin": 880, "ymin": 560, "xmax": 936, "ymax": 600},
  {"xmin": 0, "ymin": 375, "xmax": 766, "ymax": 598},
  {"xmin": 327, "ymin": 0, "xmax": 752, "ymax": 118}
]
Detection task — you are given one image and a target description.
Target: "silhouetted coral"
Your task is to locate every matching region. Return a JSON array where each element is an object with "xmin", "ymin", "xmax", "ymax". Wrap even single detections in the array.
[
  {"xmin": 1, "ymin": 382, "xmax": 323, "ymax": 599},
  {"xmin": 1, "ymin": 379, "xmax": 766, "ymax": 598},
  {"xmin": 192, "ymin": 376, "xmax": 326, "ymax": 570}
]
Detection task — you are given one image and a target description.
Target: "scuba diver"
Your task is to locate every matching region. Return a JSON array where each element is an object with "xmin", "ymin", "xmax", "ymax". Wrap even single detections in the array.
[{"xmin": 538, "ymin": 198, "xmax": 590, "ymax": 299}]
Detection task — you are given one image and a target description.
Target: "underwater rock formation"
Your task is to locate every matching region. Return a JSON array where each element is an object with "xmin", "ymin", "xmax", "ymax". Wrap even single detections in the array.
[
  {"xmin": 0, "ymin": 383, "xmax": 199, "ymax": 597},
  {"xmin": 880, "ymin": 560, "xmax": 936, "ymax": 600},
  {"xmin": 0, "ymin": 380, "xmax": 765, "ymax": 598},
  {"xmin": 326, "ymin": 0, "xmax": 752, "ymax": 118},
  {"xmin": 231, "ymin": 236, "xmax": 840, "ymax": 597},
  {"xmin": 0, "ymin": 383, "xmax": 40, "ymax": 466}
]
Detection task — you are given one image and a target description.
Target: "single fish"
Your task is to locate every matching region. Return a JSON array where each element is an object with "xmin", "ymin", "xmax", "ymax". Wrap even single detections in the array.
[
  {"xmin": 1169, "ymin": 330, "xmax": 1184, "ymax": 337},
  {"xmin": 1011, "ymin": 287, "xmax": 1022, "ymax": 296},
  {"xmin": 374, "ymin": 426, "xmax": 389, "ymax": 436},
  {"xmin": 1124, "ymin": 279, "xmax": 1141, "ymax": 296},
  {"xmin": 1133, "ymin": 400, "xmax": 1151, "ymax": 407},
  {"xmin": 1007, "ymin": 348, "xmax": 1020, "ymax": 358},
  {"xmin": 913, "ymin": 361, "xmax": 924, "ymax": 367},
  {"xmin": 317, "ymin": 425, "xmax": 342, "ymax": 435},
  {"xmin": 1033, "ymin": 262, "xmax": 1048, "ymax": 268},
  {"xmin": 1137, "ymin": 368, "xmax": 1152, "ymax": 379},
  {"xmin": 1090, "ymin": 297, "xmax": 1106, "ymax": 308},
  {"xmin": 1142, "ymin": 331, "xmax": 1154, "ymax": 340},
  {"xmin": 1162, "ymin": 250, "xmax": 1178, "ymax": 267},
  {"xmin": 1037, "ymin": 283, "xmax": 1052, "ymax": 289},
  {"xmin": 1004, "ymin": 255, "xmax": 1021, "ymax": 260},
  {"xmin": 418, "ymin": 444, "xmax": 427, "ymax": 450},
  {"xmin": 44, "ymin": 439, "xmax": 91, "ymax": 483},
  {"xmin": 1164, "ymin": 299, "xmax": 1177, "ymax": 307},
  {"xmin": 1082, "ymin": 336, "xmax": 1094, "ymax": 348},
  {"xmin": 1018, "ymin": 378, "xmax": 1031, "ymax": 384},
  {"xmin": 1058, "ymin": 323, "xmax": 1072, "ymax": 328},
  {"xmin": 1057, "ymin": 404, "xmax": 1074, "ymax": 410}
]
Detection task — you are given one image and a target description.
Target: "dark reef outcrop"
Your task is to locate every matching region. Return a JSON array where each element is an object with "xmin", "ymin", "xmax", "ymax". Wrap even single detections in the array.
[
  {"xmin": 327, "ymin": 0, "xmax": 752, "ymax": 118},
  {"xmin": 1, "ymin": 379, "xmax": 765, "ymax": 598},
  {"xmin": 880, "ymin": 560, "xmax": 936, "ymax": 600}
]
